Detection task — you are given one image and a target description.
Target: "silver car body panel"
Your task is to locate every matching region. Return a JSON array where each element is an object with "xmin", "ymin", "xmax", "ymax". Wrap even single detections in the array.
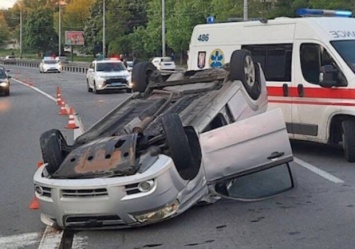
[
  {"xmin": 33, "ymin": 60, "xmax": 294, "ymax": 229},
  {"xmin": 201, "ymin": 108, "xmax": 293, "ymax": 183},
  {"xmin": 34, "ymin": 155, "xmax": 208, "ymax": 228}
]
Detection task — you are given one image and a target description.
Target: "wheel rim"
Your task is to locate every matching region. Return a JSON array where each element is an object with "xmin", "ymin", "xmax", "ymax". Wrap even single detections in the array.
[{"xmin": 244, "ymin": 55, "xmax": 256, "ymax": 87}]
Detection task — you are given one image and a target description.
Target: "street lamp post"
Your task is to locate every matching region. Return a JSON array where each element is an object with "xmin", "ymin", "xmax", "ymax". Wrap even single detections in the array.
[
  {"xmin": 19, "ymin": 5, "xmax": 23, "ymax": 59},
  {"xmin": 103, "ymin": 0, "xmax": 106, "ymax": 58},
  {"xmin": 243, "ymin": 0, "xmax": 248, "ymax": 20},
  {"xmin": 161, "ymin": 0, "xmax": 166, "ymax": 57},
  {"xmin": 58, "ymin": 1, "xmax": 62, "ymax": 56},
  {"xmin": 15, "ymin": 2, "xmax": 23, "ymax": 58}
]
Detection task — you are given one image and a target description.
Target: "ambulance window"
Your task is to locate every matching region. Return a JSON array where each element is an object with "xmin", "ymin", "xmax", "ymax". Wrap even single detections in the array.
[
  {"xmin": 331, "ymin": 40, "xmax": 355, "ymax": 73},
  {"xmin": 242, "ymin": 44, "xmax": 292, "ymax": 82},
  {"xmin": 300, "ymin": 44, "xmax": 321, "ymax": 84}
]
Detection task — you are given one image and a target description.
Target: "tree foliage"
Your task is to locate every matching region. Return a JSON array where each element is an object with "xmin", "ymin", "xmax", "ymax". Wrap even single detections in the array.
[
  {"xmin": 23, "ymin": 7, "xmax": 57, "ymax": 54},
  {"xmin": 2, "ymin": 0, "xmax": 355, "ymax": 60}
]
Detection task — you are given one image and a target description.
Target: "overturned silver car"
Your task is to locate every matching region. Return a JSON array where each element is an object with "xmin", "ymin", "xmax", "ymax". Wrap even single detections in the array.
[{"xmin": 33, "ymin": 49, "xmax": 294, "ymax": 230}]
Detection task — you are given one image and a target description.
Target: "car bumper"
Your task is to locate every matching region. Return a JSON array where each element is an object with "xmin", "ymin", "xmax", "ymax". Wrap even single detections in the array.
[
  {"xmin": 33, "ymin": 155, "xmax": 207, "ymax": 229},
  {"xmin": 43, "ymin": 68, "xmax": 61, "ymax": 73}
]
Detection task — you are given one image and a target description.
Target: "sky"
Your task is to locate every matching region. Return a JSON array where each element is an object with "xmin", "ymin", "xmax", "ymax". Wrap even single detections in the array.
[{"xmin": 0, "ymin": 0, "xmax": 15, "ymax": 9}]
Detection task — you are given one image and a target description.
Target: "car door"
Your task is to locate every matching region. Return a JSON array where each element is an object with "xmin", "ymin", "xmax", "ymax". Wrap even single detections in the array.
[{"xmin": 200, "ymin": 108, "xmax": 293, "ymax": 183}]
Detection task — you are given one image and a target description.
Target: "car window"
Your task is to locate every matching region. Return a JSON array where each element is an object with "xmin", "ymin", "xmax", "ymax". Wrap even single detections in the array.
[
  {"xmin": 0, "ymin": 69, "xmax": 6, "ymax": 78},
  {"xmin": 96, "ymin": 62, "xmax": 125, "ymax": 72},
  {"xmin": 161, "ymin": 57, "xmax": 172, "ymax": 62}
]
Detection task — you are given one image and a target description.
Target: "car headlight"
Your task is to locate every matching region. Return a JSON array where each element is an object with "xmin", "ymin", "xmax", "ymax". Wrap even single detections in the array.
[
  {"xmin": 0, "ymin": 81, "xmax": 9, "ymax": 87},
  {"xmin": 134, "ymin": 199, "xmax": 180, "ymax": 223}
]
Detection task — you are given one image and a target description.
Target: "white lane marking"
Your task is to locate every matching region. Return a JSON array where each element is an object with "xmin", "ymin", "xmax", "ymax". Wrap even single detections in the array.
[
  {"xmin": 71, "ymin": 234, "xmax": 89, "ymax": 249},
  {"xmin": 294, "ymin": 157, "xmax": 344, "ymax": 184},
  {"xmin": 0, "ymin": 232, "xmax": 40, "ymax": 249},
  {"xmin": 38, "ymin": 226, "xmax": 64, "ymax": 249},
  {"xmin": 12, "ymin": 79, "xmax": 56, "ymax": 102}
]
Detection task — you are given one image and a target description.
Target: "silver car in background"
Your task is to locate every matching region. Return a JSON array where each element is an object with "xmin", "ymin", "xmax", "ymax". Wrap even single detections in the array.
[{"xmin": 33, "ymin": 49, "xmax": 295, "ymax": 230}]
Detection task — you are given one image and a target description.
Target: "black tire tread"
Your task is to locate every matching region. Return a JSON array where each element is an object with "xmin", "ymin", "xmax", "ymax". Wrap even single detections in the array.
[{"xmin": 342, "ymin": 120, "xmax": 355, "ymax": 162}]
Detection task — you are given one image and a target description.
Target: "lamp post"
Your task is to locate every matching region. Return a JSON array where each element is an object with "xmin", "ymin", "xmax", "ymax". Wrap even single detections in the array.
[
  {"xmin": 15, "ymin": 2, "xmax": 23, "ymax": 58},
  {"xmin": 19, "ymin": 4, "xmax": 23, "ymax": 58},
  {"xmin": 243, "ymin": 0, "xmax": 248, "ymax": 20},
  {"xmin": 58, "ymin": 1, "xmax": 62, "ymax": 56},
  {"xmin": 161, "ymin": 0, "xmax": 166, "ymax": 57},
  {"xmin": 103, "ymin": 0, "xmax": 106, "ymax": 58}
]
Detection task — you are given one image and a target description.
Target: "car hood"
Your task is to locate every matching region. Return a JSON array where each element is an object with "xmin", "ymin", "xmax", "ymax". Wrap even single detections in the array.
[{"xmin": 52, "ymin": 133, "xmax": 139, "ymax": 179}]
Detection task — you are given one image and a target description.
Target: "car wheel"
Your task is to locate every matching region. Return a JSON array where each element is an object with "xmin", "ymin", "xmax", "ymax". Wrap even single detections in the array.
[
  {"xmin": 161, "ymin": 113, "xmax": 201, "ymax": 180},
  {"xmin": 39, "ymin": 129, "xmax": 66, "ymax": 174},
  {"xmin": 342, "ymin": 120, "xmax": 355, "ymax": 162},
  {"xmin": 131, "ymin": 62, "xmax": 156, "ymax": 92},
  {"xmin": 87, "ymin": 79, "xmax": 93, "ymax": 92},
  {"xmin": 4, "ymin": 89, "xmax": 9, "ymax": 96},
  {"xmin": 229, "ymin": 49, "xmax": 261, "ymax": 100}
]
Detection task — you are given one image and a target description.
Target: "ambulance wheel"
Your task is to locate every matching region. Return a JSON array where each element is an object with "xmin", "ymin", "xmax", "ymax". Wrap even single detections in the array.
[
  {"xmin": 40, "ymin": 129, "xmax": 65, "ymax": 174},
  {"xmin": 342, "ymin": 120, "xmax": 355, "ymax": 162},
  {"xmin": 161, "ymin": 113, "xmax": 201, "ymax": 180},
  {"xmin": 131, "ymin": 62, "xmax": 156, "ymax": 93},
  {"xmin": 230, "ymin": 49, "xmax": 261, "ymax": 100}
]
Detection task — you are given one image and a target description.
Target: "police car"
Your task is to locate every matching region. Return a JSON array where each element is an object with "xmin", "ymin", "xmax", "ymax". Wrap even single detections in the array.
[
  {"xmin": 86, "ymin": 58, "xmax": 132, "ymax": 94},
  {"xmin": 39, "ymin": 57, "xmax": 62, "ymax": 73}
]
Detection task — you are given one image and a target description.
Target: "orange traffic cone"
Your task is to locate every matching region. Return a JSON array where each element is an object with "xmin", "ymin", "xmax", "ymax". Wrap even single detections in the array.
[
  {"xmin": 58, "ymin": 99, "xmax": 68, "ymax": 115},
  {"xmin": 56, "ymin": 87, "xmax": 62, "ymax": 105},
  {"xmin": 29, "ymin": 161, "xmax": 43, "ymax": 210},
  {"xmin": 29, "ymin": 80, "xmax": 33, "ymax": 87},
  {"xmin": 66, "ymin": 107, "xmax": 79, "ymax": 129}
]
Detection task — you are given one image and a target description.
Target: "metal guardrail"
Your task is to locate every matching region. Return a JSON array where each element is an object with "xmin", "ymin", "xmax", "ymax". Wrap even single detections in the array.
[{"xmin": 0, "ymin": 58, "xmax": 90, "ymax": 74}]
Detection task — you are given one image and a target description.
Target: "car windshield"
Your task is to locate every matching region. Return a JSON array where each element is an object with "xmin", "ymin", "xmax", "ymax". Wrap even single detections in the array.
[
  {"xmin": 44, "ymin": 60, "xmax": 57, "ymax": 64},
  {"xmin": 97, "ymin": 62, "xmax": 126, "ymax": 72},
  {"xmin": 0, "ymin": 69, "xmax": 7, "ymax": 78},
  {"xmin": 331, "ymin": 40, "xmax": 355, "ymax": 73}
]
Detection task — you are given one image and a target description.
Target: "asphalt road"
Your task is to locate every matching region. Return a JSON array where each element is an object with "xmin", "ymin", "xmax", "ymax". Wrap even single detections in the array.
[{"xmin": 0, "ymin": 65, "xmax": 354, "ymax": 249}]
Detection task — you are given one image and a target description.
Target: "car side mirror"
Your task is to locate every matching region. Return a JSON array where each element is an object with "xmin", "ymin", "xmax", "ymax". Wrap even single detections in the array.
[
  {"xmin": 319, "ymin": 65, "xmax": 347, "ymax": 88},
  {"xmin": 212, "ymin": 163, "xmax": 294, "ymax": 201},
  {"xmin": 8, "ymin": 75, "xmax": 11, "ymax": 79}
]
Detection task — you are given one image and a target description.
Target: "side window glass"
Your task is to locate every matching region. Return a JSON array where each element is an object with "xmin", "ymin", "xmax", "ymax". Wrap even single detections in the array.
[
  {"xmin": 300, "ymin": 43, "xmax": 321, "ymax": 84},
  {"xmin": 242, "ymin": 44, "xmax": 292, "ymax": 82}
]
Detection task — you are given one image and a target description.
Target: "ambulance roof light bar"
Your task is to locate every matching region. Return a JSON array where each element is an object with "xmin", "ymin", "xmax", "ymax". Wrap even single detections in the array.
[{"xmin": 296, "ymin": 8, "xmax": 352, "ymax": 18}]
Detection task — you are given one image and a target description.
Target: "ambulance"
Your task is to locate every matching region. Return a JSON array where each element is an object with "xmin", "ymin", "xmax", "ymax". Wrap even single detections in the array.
[{"xmin": 187, "ymin": 8, "xmax": 355, "ymax": 162}]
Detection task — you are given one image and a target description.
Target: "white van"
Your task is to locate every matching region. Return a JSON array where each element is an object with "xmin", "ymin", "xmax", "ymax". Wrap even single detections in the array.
[{"xmin": 187, "ymin": 9, "xmax": 355, "ymax": 162}]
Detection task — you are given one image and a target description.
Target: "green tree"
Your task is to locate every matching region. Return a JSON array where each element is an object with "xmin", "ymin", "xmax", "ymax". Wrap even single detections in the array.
[
  {"xmin": 23, "ymin": 7, "xmax": 57, "ymax": 55},
  {"xmin": 0, "ymin": 12, "xmax": 11, "ymax": 47}
]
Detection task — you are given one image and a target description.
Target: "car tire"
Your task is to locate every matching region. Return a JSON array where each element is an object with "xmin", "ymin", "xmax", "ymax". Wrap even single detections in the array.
[
  {"xmin": 40, "ymin": 129, "xmax": 66, "ymax": 174},
  {"xmin": 4, "ymin": 89, "xmax": 9, "ymax": 96},
  {"xmin": 161, "ymin": 113, "xmax": 201, "ymax": 180},
  {"xmin": 131, "ymin": 62, "xmax": 156, "ymax": 92},
  {"xmin": 230, "ymin": 49, "xmax": 261, "ymax": 100},
  {"xmin": 87, "ymin": 79, "xmax": 93, "ymax": 92},
  {"xmin": 342, "ymin": 120, "xmax": 355, "ymax": 162}
]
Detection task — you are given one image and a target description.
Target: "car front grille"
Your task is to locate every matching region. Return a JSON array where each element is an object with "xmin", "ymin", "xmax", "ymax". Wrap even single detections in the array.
[
  {"xmin": 61, "ymin": 188, "xmax": 108, "ymax": 198},
  {"xmin": 64, "ymin": 215, "xmax": 126, "ymax": 228},
  {"xmin": 106, "ymin": 78, "xmax": 128, "ymax": 84}
]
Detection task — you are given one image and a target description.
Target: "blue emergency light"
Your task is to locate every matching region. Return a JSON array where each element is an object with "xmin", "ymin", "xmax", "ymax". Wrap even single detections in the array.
[{"xmin": 296, "ymin": 8, "xmax": 352, "ymax": 18}]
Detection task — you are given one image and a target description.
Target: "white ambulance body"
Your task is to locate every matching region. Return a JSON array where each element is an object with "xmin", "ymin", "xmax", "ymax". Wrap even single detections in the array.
[{"xmin": 187, "ymin": 12, "xmax": 355, "ymax": 161}]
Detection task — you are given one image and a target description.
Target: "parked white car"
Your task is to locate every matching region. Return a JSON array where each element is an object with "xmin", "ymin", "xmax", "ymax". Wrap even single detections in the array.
[
  {"xmin": 39, "ymin": 57, "xmax": 61, "ymax": 73},
  {"xmin": 34, "ymin": 49, "xmax": 294, "ymax": 230},
  {"xmin": 86, "ymin": 59, "xmax": 132, "ymax": 93},
  {"xmin": 151, "ymin": 57, "xmax": 176, "ymax": 71}
]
